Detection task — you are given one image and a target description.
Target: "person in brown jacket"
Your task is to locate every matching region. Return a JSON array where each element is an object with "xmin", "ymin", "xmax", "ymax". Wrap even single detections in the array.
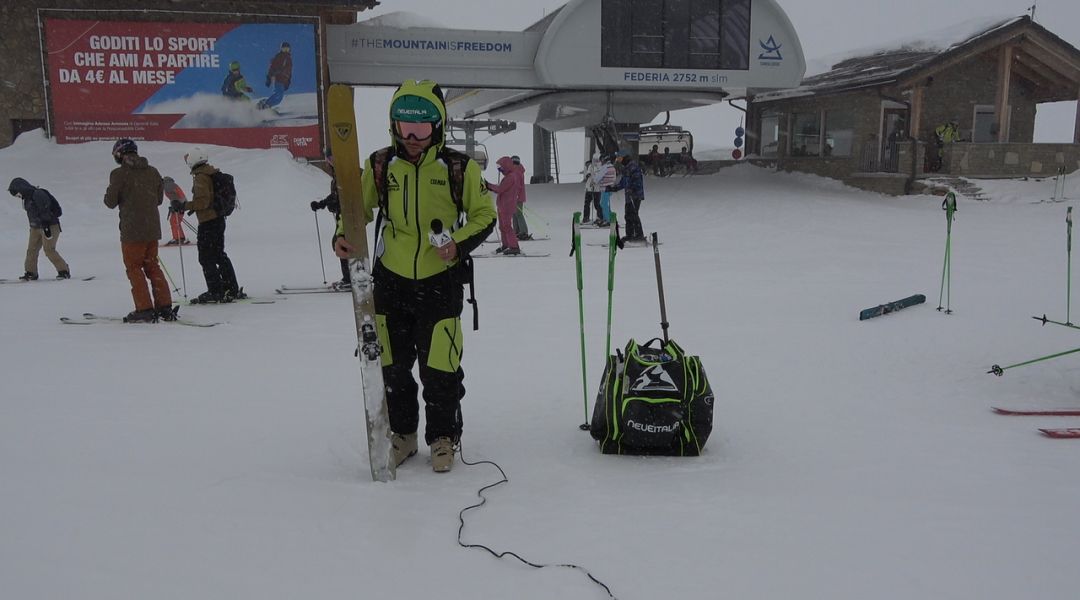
[
  {"xmin": 104, "ymin": 139, "xmax": 174, "ymax": 323},
  {"xmin": 172, "ymin": 147, "xmax": 242, "ymax": 303}
]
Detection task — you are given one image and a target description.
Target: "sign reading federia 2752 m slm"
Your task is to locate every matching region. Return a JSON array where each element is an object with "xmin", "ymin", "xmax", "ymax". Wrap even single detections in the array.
[{"xmin": 45, "ymin": 19, "xmax": 321, "ymax": 158}]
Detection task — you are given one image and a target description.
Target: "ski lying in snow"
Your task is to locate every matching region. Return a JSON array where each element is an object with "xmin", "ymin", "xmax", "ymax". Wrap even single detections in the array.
[
  {"xmin": 275, "ymin": 284, "xmax": 350, "ymax": 294},
  {"xmin": 472, "ymin": 251, "xmax": 551, "ymax": 258},
  {"xmin": 328, "ymin": 83, "xmax": 394, "ymax": 482},
  {"xmin": 1039, "ymin": 428, "xmax": 1080, "ymax": 439},
  {"xmin": 60, "ymin": 312, "xmax": 221, "ymax": 327},
  {"xmin": 587, "ymin": 240, "xmax": 658, "ymax": 248},
  {"xmin": 859, "ymin": 294, "xmax": 926, "ymax": 321},
  {"xmin": 993, "ymin": 407, "xmax": 1080, "ymax": 416},
  {"xmin": 186, "ymin": 291, "xmax": 277, "ymax": 305},
  {"xmin": 0, "ymin": 275, "xmax": 95, "ymax": 284}
]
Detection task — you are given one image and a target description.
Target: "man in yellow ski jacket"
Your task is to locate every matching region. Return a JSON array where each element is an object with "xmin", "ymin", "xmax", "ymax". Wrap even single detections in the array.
[{"xmin": 335, "ymin": 79, "xmax": 496, "ymax": 473}]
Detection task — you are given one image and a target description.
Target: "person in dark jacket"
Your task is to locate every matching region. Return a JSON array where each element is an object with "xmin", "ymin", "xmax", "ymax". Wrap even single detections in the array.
[
  {"xmin": 258, "ymin": 41, "xmax": 293, "ymax": 110},
  {"xmin": 310, "ymin": 152, "xmax": 350, "ymax": 288},
  {"xmin": 171, "ymin": 146, "xmax": 243, "ymax": 304},
  {"xmin": 103, "ymin": 139, "xmax": 173, "ymax": 322},
  {"xmin": 7, "ymin": 177, "xmax": 70, "ymax": 281},
  {"xmin": 609, "ymin": 151, "xmax": 646, "ymax": 242}
]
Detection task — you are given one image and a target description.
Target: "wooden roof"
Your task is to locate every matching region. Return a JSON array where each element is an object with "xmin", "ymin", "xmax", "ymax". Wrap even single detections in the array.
[{"xmin": 755, "ymin": 16, "xmax": 1080, "ymax": 104}]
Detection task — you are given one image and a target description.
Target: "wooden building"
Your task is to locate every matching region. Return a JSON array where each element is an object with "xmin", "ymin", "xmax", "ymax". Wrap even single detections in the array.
[{"xmin": 745, "ymin": 16, "xmax": 1080, "ymax": 195}]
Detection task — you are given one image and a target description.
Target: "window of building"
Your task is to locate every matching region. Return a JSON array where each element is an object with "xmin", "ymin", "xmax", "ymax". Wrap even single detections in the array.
[
  {"xmin": 602, "ymin": 0, "xmax": 751, "ymax": 70},
  {"xmin": 791, "ymin": 112, "xmax": 821, "ymax": 157},
  {"xmin": 759, "ymin": 113, "xmax": 781, "ymax": 156},
  {"xmin": 972, "ymin": 105, "xmax": 997, "ymax": 143},
  {"xmin": 823, "ymin": 110, "xmax": 854, "ymax": 157}
]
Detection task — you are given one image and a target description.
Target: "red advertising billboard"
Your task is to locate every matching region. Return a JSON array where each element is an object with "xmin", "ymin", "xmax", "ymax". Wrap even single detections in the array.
[{"xmin": 45, "ymin": 19, "xmax": 322, "ymax": 158}]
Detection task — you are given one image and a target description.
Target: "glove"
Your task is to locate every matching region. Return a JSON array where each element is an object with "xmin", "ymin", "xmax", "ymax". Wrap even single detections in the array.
[
  {"xmin": 170, "ymin": 198, "xmax": 185, "ymax": 213},
  {"xmin": 605, "ymin": 186, "xmax": 616, "ymax": 192},
  {"xmin": 43, "ymin": 225, "xmax": 53, "ymax": 239},
  {"xmin": 310, "ymin": 200, "xmax": 321, "ymax": 212},
  {"xmin": 265, "ymin": 76, "xmax": 272, "ymax": 88}
]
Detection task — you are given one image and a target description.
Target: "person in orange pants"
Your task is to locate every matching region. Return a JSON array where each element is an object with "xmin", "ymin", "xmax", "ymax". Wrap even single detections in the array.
[
  {"xmin": 103, "ymin": 139, "xmax": 174, "ymax": 322},
  {"xmin": 162, "ymin": 176, "xmax": 190, "ymax": 245}
]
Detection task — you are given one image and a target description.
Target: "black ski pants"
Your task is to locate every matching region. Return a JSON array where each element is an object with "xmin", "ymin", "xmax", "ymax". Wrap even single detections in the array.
[
  {"xmin": 197, "ymin": 217, "xmax": 239, "ymax": 296},
  {"xmin": 624, "ymin": 193, "xmax": 645, "ymax": 240},
  {"xmin": 583, "ymin": 191, "xmax": 601, "ymax": 222},
  {"xmin": 373, "ymin": 263, "xmax": 465, "ymax": 445}
]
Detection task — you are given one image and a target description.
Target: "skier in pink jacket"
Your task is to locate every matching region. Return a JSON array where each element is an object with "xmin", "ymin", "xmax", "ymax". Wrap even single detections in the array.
[{"xmin": 486, "ymin": 156, "xmax": 524, "ymax": 255}]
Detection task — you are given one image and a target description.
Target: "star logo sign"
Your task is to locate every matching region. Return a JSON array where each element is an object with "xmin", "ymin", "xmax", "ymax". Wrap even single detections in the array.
[{"xmin": 758, "ymin": 36, "xmax": 783, "ymax": 61}]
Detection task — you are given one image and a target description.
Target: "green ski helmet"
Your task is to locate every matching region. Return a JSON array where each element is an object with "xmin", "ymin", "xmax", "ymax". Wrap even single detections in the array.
[
  {"xmin": 388, "ymin": 79, "xmax": 447, "ymax": 147},
  {"xmin": 228, "ymin": 60, "xmax": 241, "ymax": 71}
]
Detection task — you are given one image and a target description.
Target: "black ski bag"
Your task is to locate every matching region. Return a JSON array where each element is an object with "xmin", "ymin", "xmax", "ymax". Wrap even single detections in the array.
[{"xmin": 590, "ymin": 337, "xmax": 714, "ymax": 456}]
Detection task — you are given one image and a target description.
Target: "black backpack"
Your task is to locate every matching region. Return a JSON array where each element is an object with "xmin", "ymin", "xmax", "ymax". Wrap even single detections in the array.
[
  {"xmin": 209, "ymin": 171, "xmax": 238, "ymax": 217},
  {"xmin": 590, "ymin": 338, "xmax": 714, "ymax": 456},
  {"xmin": 42, "ymin": 189, "xmax": 62, "ymax": 219}
]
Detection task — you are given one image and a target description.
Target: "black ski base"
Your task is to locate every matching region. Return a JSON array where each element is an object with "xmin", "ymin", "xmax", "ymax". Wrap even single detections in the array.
[{"xmin": 859, "ymin": 294, "xmax": 926, "ymax": 321}]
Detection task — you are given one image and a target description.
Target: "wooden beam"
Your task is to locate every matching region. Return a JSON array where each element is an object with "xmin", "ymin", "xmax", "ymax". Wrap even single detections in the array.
[
  {"xmin": 1013, "ymin": 55, "xmax": 1068, "ymax": 89},
  {"xmin": 1018, "ymin": 40, "xmax": 1080, "ymax": 85},
  {"xmin": 1075, "ymin": 87, "xmax": 1080, "ymax": 144},
  {"xmin": 910, "ymin": 85, "xmax": 924, "ymax": 140},
  {"xmin": 996, "ymin": 45, "xmax": 1014, "ymax": 142}
]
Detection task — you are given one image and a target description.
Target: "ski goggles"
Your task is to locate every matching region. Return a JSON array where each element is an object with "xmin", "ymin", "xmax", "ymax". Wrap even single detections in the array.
[{"xmin": 393, "ymin": 120, "xmax": 434, "ymax": 141}]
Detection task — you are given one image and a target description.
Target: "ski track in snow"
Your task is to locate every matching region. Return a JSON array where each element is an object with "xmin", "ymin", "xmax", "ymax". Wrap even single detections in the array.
[{"xmin": 2, "ymin": 133, "xmax": 1080, "ymax": 599}]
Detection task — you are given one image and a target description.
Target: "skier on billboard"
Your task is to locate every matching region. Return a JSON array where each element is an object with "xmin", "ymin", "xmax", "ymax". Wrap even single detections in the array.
[{"xmin": 258, "ymin": 42, "xmax": 293, "ymax": 111}]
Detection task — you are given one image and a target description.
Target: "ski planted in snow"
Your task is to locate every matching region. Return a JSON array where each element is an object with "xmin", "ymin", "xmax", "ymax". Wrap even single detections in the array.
[
  {"xmin": 1039, "ymin": 428, "xmax": 1080, "ymax": 439},
  {"xmin": 60, "ymin": 311, "xmax": 221, "ymax": 328},
  {"xmin": 0, "ymin": 275, "xmax": 95, "ymax": 284},
  {"xmin": 327, "ymin": 83, "xmax": 394, "ymax": 482},
  {"xmin": 993, "ymin": 407, "xmax": 1080, "ymax": 416},
  {"xmin": 859, "ymin": 294, "xmax": 926, "ymax": 321}
]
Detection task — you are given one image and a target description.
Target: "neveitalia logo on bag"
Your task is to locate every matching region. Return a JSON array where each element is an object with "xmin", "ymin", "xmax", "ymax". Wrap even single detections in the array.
[{"xmin": 590, "ymin": 338, "xmax": 714, "ymax": 456}]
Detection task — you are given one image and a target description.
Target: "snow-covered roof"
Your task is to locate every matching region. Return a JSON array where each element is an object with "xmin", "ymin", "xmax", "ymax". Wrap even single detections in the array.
[{"xmin": 754, "ymin": 15, "xmax": 1049, "ymax": 103}]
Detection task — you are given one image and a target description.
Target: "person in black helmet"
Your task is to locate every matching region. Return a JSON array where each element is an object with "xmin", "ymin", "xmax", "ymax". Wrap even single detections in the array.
[{"xmin": 103, "ymin": 139, "xmax": 174, "ymax": 323}]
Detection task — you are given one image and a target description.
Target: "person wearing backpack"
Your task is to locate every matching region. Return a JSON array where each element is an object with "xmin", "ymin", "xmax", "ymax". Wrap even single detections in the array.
[
  {"xmin": 172, "ymin": 147, "xmax": 244, "ymax": 304},
  {"xmin": 7, "ymin": 177, "xmax": 70, "ymax": 281},
  {"xmin": 334, "ymin": 79, "xmax": 496, "ymax": 473},
  {"xmin": 103, "ymin": 139, "xmax": 174, "ymax": 322}
]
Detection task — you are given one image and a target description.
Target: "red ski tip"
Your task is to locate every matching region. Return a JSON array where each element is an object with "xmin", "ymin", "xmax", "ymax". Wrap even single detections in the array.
[{"xmin": 1039, "ymin": 428, "xmax": 1080, "ymax": 439}]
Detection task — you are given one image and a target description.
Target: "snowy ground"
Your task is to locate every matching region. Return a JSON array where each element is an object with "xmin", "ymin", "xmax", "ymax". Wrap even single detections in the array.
[{"xmin": 3, "ymin": 133, "xmax": 1080, "ymax": 599}]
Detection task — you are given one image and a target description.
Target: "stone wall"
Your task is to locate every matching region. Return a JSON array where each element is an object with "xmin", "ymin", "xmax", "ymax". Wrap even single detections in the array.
[
  {"xmin": 0, "ymin": 1, "xmax": 357, "ymax": 148},
  {"xmin": 943, "ymin": 142, "xmax": 1080, "ymax": 177}
]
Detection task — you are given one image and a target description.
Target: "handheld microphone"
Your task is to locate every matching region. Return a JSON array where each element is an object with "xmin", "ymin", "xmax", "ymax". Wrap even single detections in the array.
[{"xmin": 429, "ymin": 218, "xmax": 453, "ymax": 249}]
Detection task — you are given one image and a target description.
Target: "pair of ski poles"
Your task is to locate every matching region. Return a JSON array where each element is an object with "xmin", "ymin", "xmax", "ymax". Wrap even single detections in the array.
[
  {"xmin": 937, "ymin": 192, "xmax": 956, "ymax": 314},
  {"xmin": 573, "ymin": 211, "xmax": 618, "ymax": 430},
  {"xmin": 991, "ymin": 206, "xmax": 1078, "ymax": 376}
]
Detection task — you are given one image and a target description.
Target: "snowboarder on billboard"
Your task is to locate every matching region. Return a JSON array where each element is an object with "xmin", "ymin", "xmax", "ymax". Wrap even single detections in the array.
[{"xmin": 258, "ymin": 42, "xmax": 293, "ymax": 110}]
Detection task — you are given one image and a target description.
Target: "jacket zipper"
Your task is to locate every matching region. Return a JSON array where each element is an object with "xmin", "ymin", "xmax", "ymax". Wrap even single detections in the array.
[{"xmin": 411, "ymin": 161, "xmax": 422, "ymax": 279}]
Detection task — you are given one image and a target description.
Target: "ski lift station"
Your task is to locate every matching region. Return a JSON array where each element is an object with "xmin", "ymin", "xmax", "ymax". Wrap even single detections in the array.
[{"xmin": 327, "ymin": 0, "xmax": 806, "ymax": 181}]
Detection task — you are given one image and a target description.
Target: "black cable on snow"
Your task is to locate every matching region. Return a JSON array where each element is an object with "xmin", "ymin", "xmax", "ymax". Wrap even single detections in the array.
[{"xmin": 456, "ymin": 443, "xmax": 617, "ymax": 599}]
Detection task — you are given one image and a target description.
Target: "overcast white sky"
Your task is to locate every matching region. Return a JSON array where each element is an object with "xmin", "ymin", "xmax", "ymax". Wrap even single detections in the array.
[{"xmin": 352, "ymin": 0, "xmax": 1080, "ymax": 171}]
